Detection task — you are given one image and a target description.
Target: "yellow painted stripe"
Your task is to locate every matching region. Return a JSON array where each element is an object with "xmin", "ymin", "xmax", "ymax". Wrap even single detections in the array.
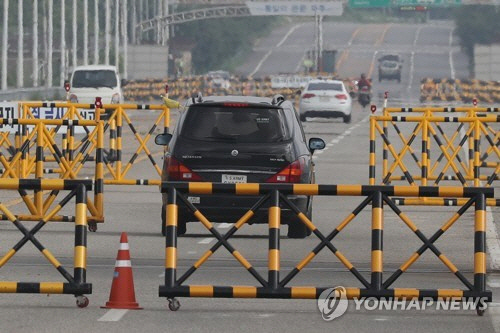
[
  {"xmin": 336, "ymin": 251, "xmax": 354, "ymax": 270},
  {"xmin": 73, "ymin": 246, "xmax": 87, "ymax": 269},
  {"xmin": 371, "ymin": 250, "xmax": 383, "ymax": 272},
  {"xmin": 166, "ymin": 204, "xmax": 178, "ymax": 227},
  {"xmin": 475, "ymin": 252, "xmax": 486, "ymax": 274},
  {"xmin": 0, "ymin": 204, "xmax": 17, "ymax": 222},
  {"xmin": 297, "ymin": 212, "xmax": 315, "ymax": 231},
  {"xmin": 293, "ymin": 184, "xmax": 319, "ymax": 195},
  {"xmin": 393, "ymin": 186, "xmax": 419, "ymax": 197},
  {"xmin": 296, "ymin": 252, "xmax": 315, "ymax": 271},
  {"xmin": 194, "ymin": 211, "xmax": 213, "ymax": 230},
  {"xmin": 75, "ymin": 203, "xmax": 87, "ymax": 226},
  {"xmin": 40, "ymin": 282, "xmax": 64, "ymax": 294},
  {"xmin": 194, "ymin": 250, "xmax": 213, "ymax": 269},
  {"xmin": 345, "ymin": 288, "xmax": 360, "ymax": 299},
  {"xmin": 400, "ymin": 252, "xmax": 420, "ymax": 272},
  {"xmin": 166, "ymin": 247, "xmax": 177, "ymax": 269},
  {"xmin": 399, "ymin": 213, "xmax": 418, "ymax": 232},
  {"xmin": 233, "ymin": 286, "xmax": 257, "ymax": 298},
  {"xmin": 269, "ymin": 249, "xmax": 280, "ymax": 271},
  {"xmin": 234, "ymin": 210, "xmax": 254, "ymax": 229},
  {"xmin": 0, "ymin": 179, "xmax": 20, "ymax": 189},
  {"xmin": 235, "ymin": 183, "xmax": 259, "ymax": 195},
  {"xmin": 441, "ymin": 213, "xmax": 460, "ymax": 232},
  {"xmin": 291, "ymin": 286, "xmax": 317, "ymax": 299},
  {"xmin": 475, "ymin": 210, "xmax": 486, "ymax": 232},
  {"xmin": 42, "ymin": 249, "xmax": 62, "ymax": 268},
  {"xmin": 0, "ymin": 249, "xmax": 16, "ymax": 267},
  {"xmin": 233, "ymin": 251, "xmax": 252, "ymax": 270},
  {"xmin": 438, "ymin": 289, "xmax": 463, "ymax": 298},
  {"xmin": 0, "ymin": 282, "xmax": 17, "ymax": 292},
  {"xmin": 439, "ymin": 254, "xmax": 458, "ymax": 273},
  {"xmin": 268, "ymin": 206, "xmax": 280, "ymax": 229},
  {"xmin": 336, "ymin": 214, "xmax": 355, "ymax": 232},
  {"xmin": 394, "ymin": 288, "xmax": 419, "ymax": 299},
  {"xmin": 438, "ymin": 187, "xmax": 464, "ymax": 198},
  {"xmin": 337, "ymin": 185, "xmax": 362, "ymax": 195},
  {"xmin": 372, "ymin": 207, "xmax": 383, "ymax": 230},
  {"xmin": 189, "ymin": 182, "xmax": 212, "ymax": 194},
  {"xmin": 190, "ymin": 285, "xmax": 214, "ymax": 297}
]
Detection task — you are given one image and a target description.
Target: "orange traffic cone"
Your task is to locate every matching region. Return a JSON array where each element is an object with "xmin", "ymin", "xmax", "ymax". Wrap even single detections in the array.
[{"xmin": 101, "ymin": 232, "xmax": 142, "ymax": 309}]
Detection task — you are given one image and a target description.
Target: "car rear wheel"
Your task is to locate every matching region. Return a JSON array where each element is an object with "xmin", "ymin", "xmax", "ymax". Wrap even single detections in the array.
[
  {"xmin": 287, "ymin": 200, "xmax": 312, "ymax": 239},
  {"xmin": 299, "ymin": 114, "xmax": 307, "ymax": 122},
  {"xmin": 161, "ymin": 205, "xmax": 187, "ymax": 236},
  {"xmin": 343, "ymin": 114, "xmax": 351, "ymax": 123}
]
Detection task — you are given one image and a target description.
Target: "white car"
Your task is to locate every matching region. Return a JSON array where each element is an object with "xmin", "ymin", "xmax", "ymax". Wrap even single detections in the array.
[
  {"xmin": 299, "ymin": 79, "xmax": 352, "ymax": 123},
  {"xmin": 68, "ymin": 65, "xmax": 124, "ymax": 104}
]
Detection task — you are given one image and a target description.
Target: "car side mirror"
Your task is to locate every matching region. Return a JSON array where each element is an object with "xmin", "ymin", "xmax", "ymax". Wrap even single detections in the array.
[
  {"xmin": 309, "ymin": 137, "xmax": 325, "ymax": 153},
  {"xmin": 155, "ymin": 133, "xmax": 172, "ymax": 146}
]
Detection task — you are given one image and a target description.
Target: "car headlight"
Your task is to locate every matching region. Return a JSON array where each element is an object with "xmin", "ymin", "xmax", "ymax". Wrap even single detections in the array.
[
  {"xmin": 69, "ymin": 94, "xmax": 78, "ymax": 103},
  {"xmin": 111, "ymin": 93, "xmax": 121, "ymax": 104}
]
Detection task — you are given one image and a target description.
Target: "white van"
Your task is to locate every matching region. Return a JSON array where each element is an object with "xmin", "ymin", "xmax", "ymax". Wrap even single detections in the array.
[{"xmin": 68, "ymin": 65, "xmax": 124, "ymax": 104}]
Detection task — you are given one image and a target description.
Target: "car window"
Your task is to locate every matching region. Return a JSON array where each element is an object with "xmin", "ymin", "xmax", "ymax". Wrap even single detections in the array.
[
  {"xmin": 382, "ymin": 61, "xmax": 398, "ymax": 68},
  {"xmin": 72, "ymin": 70, "xmax": 118, "ymax": 88},
  {"xmin": 181, "ymin": 106, "xmax": 291, "ymax": 143},
  {"xmin": 307, "ymin": 82, "xmax": 343, "ymax": 91}
]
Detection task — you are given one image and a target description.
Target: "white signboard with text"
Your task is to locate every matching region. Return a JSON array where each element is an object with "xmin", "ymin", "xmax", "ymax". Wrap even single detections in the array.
[{"xmin": 246, "ymin": 1, "xmax": 344, "ymax": 16}]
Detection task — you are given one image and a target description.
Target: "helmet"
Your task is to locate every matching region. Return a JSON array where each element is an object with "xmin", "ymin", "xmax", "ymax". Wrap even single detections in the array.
[{"xmin": 361, "ymin": 73, "xmax": 366, "ymax": 79}]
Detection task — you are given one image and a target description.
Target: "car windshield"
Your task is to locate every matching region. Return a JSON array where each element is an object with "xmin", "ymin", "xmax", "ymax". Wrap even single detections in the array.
[
  {"xmin": 181, "ymin": 106, "xmax": 291, "ymax": 143},
  {"xmin": 382, "ymin": 61, "xmax": 398, "ymax": 68},
  {"xmin": 307, "ymin": 82, "xmax": 343, "ymax": 91},
  {"xmin": 72, "ymin": 70, "xmax": 117, "ymax": 88}
]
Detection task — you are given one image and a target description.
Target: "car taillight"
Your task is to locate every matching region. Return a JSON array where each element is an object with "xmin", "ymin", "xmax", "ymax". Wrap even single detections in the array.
[
  {"xmin": 335, "ymin": 94, "xmax": 348, "ymax": 100},
  {"xmin": 165, "ymin": 156, "xmax": 202, "ymax": 181},
  {"xmin": 302, "ymin": 93, "xmax": 316, "ymax": 99},
  {"xmin": 223, "ymin": 103, "xmax": 249, "ymax": 107},
  {"xmin": 266, "ymin": 158, "xmax": 305, "ymax": 183}
]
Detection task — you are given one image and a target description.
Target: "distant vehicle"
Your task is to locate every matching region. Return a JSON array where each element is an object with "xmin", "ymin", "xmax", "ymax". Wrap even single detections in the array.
[
  {"xmin": 378, "ymin": 54, "xmax": 402, "ymax": 82},
  {"xmin": 67, "ymin": 65, "xmax": 124, "ymax": 104},
  {"xmin": 155, "ymin": 94, "xmax": 325, "ymax": 238},
  {"xmin": 358, "ymin": 86, "xmax": 371, "ymax": 108},
  {"xmin": 206, "ymin": 70, "xmax": 231, "ymax": 89},
  {"xmin": 298, "ymin": 79, "xmax": 352, "ymax": 123}
]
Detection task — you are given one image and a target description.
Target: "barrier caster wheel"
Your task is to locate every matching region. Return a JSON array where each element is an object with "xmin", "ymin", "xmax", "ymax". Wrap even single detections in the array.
[
  {"xmin": 76, "ymin": 296, "xmax": 89, "ymax": 308},
  {"xmin": 477, "ymin": 308, "xmax": 485, "ymax": 316},
  {"xmin": 168, "ymin": 298, "xmax": 180, "ymax": 311},
  {"xmin": 88, "ymin": 223, "xmax": 97, "ymax": 232}
]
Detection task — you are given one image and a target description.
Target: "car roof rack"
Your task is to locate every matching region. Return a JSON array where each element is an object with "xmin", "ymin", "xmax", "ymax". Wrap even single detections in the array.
[{"xmin": 271, "ymin": 94, "xmax": 285, "ymax": 106}]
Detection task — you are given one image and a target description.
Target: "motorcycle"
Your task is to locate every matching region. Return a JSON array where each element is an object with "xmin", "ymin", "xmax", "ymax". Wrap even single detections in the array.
[{"xmin": 358, "ymin": 86, "xmax": 371, "ymax": 108}]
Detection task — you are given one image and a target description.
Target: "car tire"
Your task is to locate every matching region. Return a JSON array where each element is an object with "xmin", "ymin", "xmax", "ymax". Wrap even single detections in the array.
[
  {"xmin": 161, "ymin": 205, "xmax": 187, "ymax": 236},
  {"xmin": 343, "ymin": 114, "xmax": 351, "ymax": 123},
  {"xmin": 299, "ymin": 114, "xmax": 306, "ymax": 122},
  {"xmin": 287, "ymin": 200, "xmax": 312, "ymax": 239},
  {"xmin": 397, "ymin": 75, "xmax": 401, "ymax": 83}
]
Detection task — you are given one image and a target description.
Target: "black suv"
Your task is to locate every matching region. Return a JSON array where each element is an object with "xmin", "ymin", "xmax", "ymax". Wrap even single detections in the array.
[{"xmin": 155, "ymin": 95, "xmax": 325, "ymax": 238}]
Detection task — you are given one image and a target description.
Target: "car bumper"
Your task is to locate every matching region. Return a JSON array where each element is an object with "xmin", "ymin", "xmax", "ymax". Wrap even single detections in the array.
[
  {"xmin": 163, "ymin": 193, "xmax": 309, "ymax": 224},
  {"xmin": 299, "ymin": 102, "xmax": 351, "ymax": 117}
]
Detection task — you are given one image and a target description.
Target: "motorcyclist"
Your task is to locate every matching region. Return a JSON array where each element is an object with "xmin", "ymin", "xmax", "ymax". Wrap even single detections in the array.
[{"xmin": 357, "ymin": 73, "xmax": 372, "ymax": 91}]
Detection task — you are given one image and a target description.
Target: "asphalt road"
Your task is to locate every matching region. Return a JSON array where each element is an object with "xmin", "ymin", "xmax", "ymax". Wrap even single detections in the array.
[{"xmin": 0, "ymin": 20, "xmax": 499, "ymax": 333}]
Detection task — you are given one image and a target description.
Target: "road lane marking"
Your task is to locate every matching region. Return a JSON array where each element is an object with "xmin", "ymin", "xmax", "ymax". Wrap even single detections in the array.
[
  {"xmin": 98, "ymin": 309, "xmax": 128, "ymax": 322},
  {"xmin": 250, "ymin": 24, "xmax": 302, "ymax": 77},
  {"xmin": 335, "ymin": 27, "xmax": 362, "ymax": 72},
  {"xmin": 198, "ymin": 237, "xmax": 214, "ymax": 244}
]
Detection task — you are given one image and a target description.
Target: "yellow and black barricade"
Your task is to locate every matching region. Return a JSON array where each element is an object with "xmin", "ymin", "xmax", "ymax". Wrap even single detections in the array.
[
  {"xmin": 159, "ymin": 182, "xmax": 492, "ymax": 314},
  {"xmin": 0, "ymin": 179, "xmax": 92, "ymax": 307}
]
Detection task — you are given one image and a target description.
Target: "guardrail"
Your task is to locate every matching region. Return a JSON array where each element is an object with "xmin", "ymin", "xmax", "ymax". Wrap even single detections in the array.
[
  {"xmin": 0, "ymin": 179, "xmax": 92, "ymax": 307},
  {"xmin": 159, "ymin": 182, "xmax": 492, "ymax": 315}
]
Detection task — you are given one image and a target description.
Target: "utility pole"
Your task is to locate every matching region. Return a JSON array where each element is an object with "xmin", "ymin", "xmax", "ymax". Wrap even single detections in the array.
[
  {"xmin": 105, "ymin": 0, "xmax": 110, "ymax": 64},
  {"xmin": 83, "ymin": 0, "xmax": 88, "ymax": 65},
  {"xmin": 33, "ymin": 0, "xmax": 39, "ymax": 87},
  {"xmin": 1, "ymin": 0, "xmax": 9, "ymax": 90},
  {"xmin": 17, "ymin": 0, "xmax": 24, "ymax": 88},
  {"xmin": 94, "ymin": 0, "xmax": 99, "ymax": 64},
  {"xmin": 122, "ymin": 0, "xmax": 128, "ymax": 79},
  {"xmin": 47, "ymin": 0, "xmax": 53, "ymax": 87},
  {"xmin": 115, "ymin": 0, "xmax": 119, "ymax": 69},
  {"xmin": 72, "ymin": 0, "xmax": 77, "ymax": 69},
  {"xmin": 60, "ymin": 0, "xmax": 66, "ymax": 85}
]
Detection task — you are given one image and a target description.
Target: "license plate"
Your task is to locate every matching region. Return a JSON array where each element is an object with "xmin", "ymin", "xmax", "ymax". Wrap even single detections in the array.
[
  {"xmin": 187, "ymin": 196, "xmax": 200, "ymax": 204},
  {"xmin": 222, "ymin": 174, "xmax": 247, "ymax": 183},
  {"xmin": 320, "ymin": 96, "xmax": 330, "ymax": 102}
]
